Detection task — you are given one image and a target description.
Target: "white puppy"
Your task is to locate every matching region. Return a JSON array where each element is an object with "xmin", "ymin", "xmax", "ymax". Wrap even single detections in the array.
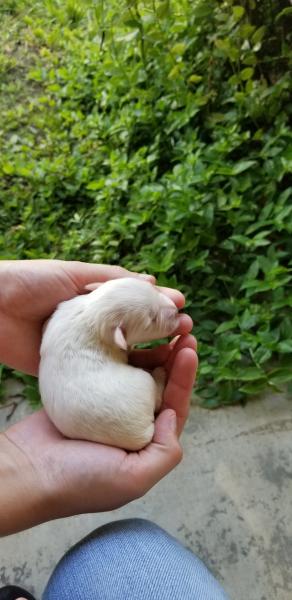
[{"xmin": 39, "ymin": 278, "xmax": 179, "ymax": 451}]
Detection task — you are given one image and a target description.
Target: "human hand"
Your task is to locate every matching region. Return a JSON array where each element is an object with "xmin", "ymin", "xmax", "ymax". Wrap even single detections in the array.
[
  {"xmin": 0, "ymin": 259, "xmax": 192, "ymax": 375},
  {"xmin": 1, "ymin": 334, "xmax": 197, "ymax": 535}
]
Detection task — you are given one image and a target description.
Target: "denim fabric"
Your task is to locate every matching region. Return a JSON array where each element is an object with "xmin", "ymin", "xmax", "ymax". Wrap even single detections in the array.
[{"xmin": 43, "ymin": 519, "xmax": 229, "ymax": 600}]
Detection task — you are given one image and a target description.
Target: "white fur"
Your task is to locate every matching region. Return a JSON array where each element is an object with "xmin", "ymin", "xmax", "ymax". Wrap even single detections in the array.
[{"xmin": 39, "ymin": 278, "xmax": 179, "ymax": 451}]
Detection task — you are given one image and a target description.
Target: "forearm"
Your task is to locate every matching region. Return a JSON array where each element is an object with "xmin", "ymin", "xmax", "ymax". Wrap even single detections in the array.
[{"xmin": 0, "ymin": 432, "xmax": 52, "ymax": 536}]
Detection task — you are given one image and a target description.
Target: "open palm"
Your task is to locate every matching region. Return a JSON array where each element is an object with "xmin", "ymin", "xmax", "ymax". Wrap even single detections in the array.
[{"xmin": 5, "ymin": 334, "xmax": 197, "ymax": 529}]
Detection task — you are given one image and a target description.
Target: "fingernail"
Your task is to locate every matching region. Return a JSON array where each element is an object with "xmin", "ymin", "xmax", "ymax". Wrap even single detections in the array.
[{"xmin": 84, "ymin": 283, "xmax": 99, "ymax": 291}]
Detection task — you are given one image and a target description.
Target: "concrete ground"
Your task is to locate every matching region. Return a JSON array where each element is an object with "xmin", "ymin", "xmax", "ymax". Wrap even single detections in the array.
[{"xmin": 0, "ymin": 384, "xmax": 292, "ymax": 600}]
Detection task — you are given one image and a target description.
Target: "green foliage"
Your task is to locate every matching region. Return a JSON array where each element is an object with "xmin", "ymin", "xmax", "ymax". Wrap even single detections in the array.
[
  {"xmin": 0, "ymin": 0, "xmax": 291, "ymax": 408},
  {"xmin": 0, "ymin": 366, "xmax": 40, "ymax": 409}
]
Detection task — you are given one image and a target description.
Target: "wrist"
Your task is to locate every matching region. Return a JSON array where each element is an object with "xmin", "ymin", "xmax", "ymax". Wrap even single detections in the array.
[{"xmin": 0, "ymin": 431, "xmax": 56, "ymax": 535}]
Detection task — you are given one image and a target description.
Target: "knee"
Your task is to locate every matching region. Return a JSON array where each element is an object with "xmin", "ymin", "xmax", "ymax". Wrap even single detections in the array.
[
  {"xmin": 43, "ymin": 519, "xmax": 230, "ymax": 600},
  {"xmin": 81, "ymin": 518, "xmax": 169, "ymax": 552},
  {"xmin": 100, "ymin": 517, "xmax": 165, "ymax": 538},
  {"xmin": 43, "ymin": 519, "xmax": 163, "ymax": 599}
]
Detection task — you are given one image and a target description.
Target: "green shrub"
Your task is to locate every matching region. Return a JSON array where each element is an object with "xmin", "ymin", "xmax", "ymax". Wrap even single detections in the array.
[{"xmin": 0, "ymin": 0, "xmax": 291, "ymax": 407}]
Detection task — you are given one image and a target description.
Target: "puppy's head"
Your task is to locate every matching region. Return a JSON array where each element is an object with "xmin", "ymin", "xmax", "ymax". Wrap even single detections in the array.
[{"xmin": 85, "ymin": 278, "xmax": 179, "ymax": 350}]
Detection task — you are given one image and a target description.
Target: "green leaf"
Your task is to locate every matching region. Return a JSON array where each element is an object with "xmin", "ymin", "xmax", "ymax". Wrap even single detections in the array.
[
  {"xmin": 252, "ymin": 26, "xmax": 266, "ymax": 44},
  {"xmin": 232, "ymin": 6, "xmax": 245, "ymax": 21},
  {"xmin": 86, "ymin": 181, "xmax": 103, "ymax": 190},
  {"xmin": 246, "ymin": 260, "xmax": 259, "ymax": 280},
  {"xmin": 124, "ymin": 19, "xmax": 141, "ymax": 29},
  {"xmin": 116, "ymin": 30, "xmax": 139, "ymax": 42},
  {"xmin": 168, "ymin": 64, "xmax": 183, "ymax": 79},
  {"xmin": 188, "ymin": 74, "xmax": 203, "ymax": 84},
  {"xmin": 172, "ymin": 43, "xmax": 186, "ymax": 55},
  {"xmin": 239, "ymin": 309, "xmax": 258, "ymax": 330},
  {"xmin": 239, "ymin": 379, "xmax": 267, "ymax": 395},
  {"xmin": 2, "ymin": 163, "xmax": 15, "ymax": 175},
  {"xmin": 239, "ymin": 367, "xmax": 265, "ymax": 381},
  {"xmin": 215, "ymin": 38, "xmax": 230, "ymax": 53},
  {"xmin": 269, "ymin": 367, "xmax": 292, "ymax": 385},
  {"xmin": 275, "ymin": 7, "xmax": 292, "ymax": 22},
  {"xmin": 277, "ymin": 341, "xmax": 292, "ymax": 354},
  {"xmin": 232, "ymin": 160, "xmax": 256, "ymax": 174},
  {"xmin": 156, "ymin": 1, "xmax": 171, "ymax": 18},
  {"xmin": 220, "ymin": 349, "xmax": 241, "ymax": 367},
  {"xmin": 252, "ymin": 347, "xmax": 272, "ymax": 365},
  {"xmin": 24, "ymin": 383, "xmax": 42, "ymax": 408},
  {"xmin": 280, "ymin": 318, "xmax": 292, "ymax": 338},
  {"xmin": 215, "ymin": 319, "xmax": 237, "ymax": 334},
  {"xmin": 240, "ymin": 68, "xmax": 254, "ymax": 81}
]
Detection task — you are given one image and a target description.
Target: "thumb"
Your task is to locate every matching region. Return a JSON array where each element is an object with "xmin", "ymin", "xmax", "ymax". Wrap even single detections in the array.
[
  {"xmin": 152, "ymin": 408, "xmax": 178, "ymax": 444},
  {"xmin": 133, "ymin": 410, "xmax": 183, "ymax": 494},
  {"xmin": 65, "ymin": 261, "xmax": 155, "ymax": 289}
]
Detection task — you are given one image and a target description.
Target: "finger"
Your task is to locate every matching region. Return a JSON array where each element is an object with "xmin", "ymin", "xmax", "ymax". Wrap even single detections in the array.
[
  {"xmin": 164, "ymin": 334, "xmax": 197, "ymax": 374},
  {"xmin": 171, "ymin": 313, "xmax": 193, "ymax": 336},
  {"xmin": 163, "ymin": 348, "xmax": 198, "ymax": 436},
  {"xmin": 66, "ymin": 262, "xmax": 156, "ymax": 290},
  {"xmin": 157, "ymin": 286, "xmax": 185, "ymax": 309},
  {"xmin": 171, "ymin": 333, "xmax": 197, "ymax": 352},
  {"xmin": 123, "ymin": 409, "xmax": 183, "ymax": 495},
  {"xmin": 84, "ymin": 282, "xmax": 103, "ymax": 291},
  {"xmin": 152, "ymin": 408, "xmax": 179, "ymax": 445}
]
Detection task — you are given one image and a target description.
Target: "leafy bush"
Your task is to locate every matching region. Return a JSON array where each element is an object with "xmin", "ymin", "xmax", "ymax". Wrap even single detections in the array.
[{"xmin": 0, "ymin": 0, "xmax": 291, "ymax": 407}]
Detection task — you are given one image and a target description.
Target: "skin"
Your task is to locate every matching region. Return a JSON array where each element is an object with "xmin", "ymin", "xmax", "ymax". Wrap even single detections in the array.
[{"xmin": 0, "ymin": 260, "xmax": 198, "ymax": 538}]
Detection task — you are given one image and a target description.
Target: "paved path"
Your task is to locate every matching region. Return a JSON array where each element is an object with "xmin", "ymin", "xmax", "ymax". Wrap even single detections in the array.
[{"xmin": 1, "ymin": 386, "xmax": 291, "ymax": 600}]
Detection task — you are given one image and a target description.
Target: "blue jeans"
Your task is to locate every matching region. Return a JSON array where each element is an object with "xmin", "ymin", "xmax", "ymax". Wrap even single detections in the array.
[{"xmin": 43, "ymin": 519, "xmax": 229, "ymax": 599}]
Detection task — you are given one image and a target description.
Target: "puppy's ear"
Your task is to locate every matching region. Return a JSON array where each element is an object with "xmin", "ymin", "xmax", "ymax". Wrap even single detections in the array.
[{"xmin": 114, "ymin": 325, "xmax": 127, "ymax": 351}]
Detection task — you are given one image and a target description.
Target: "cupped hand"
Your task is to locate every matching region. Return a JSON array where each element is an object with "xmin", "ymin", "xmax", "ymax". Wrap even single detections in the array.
[
  {"xmin": 2, "ymin": 335, "xmax": 197, "ymax": 533},
  {"xmin": 0, "ymin": 260, "xmax": 192, "ymax": 375}
]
